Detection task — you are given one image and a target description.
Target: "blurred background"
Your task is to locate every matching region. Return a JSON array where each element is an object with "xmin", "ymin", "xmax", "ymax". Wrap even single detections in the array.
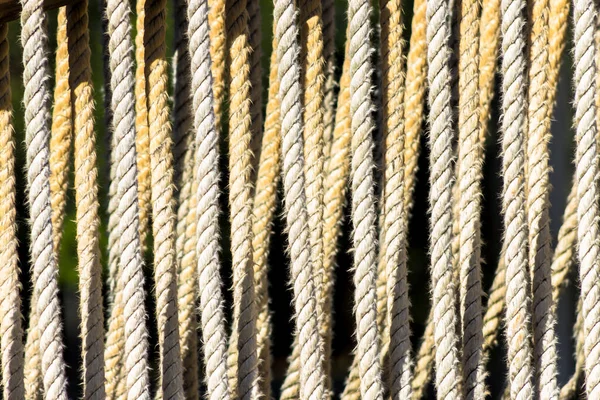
[{"xmin": 4, "ymin": 0, "xmax": 579, "ymax": 397}]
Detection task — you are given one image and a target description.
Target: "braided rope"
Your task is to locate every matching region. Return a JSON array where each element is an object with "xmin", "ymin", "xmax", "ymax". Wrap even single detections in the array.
[
  {"xmin": 172, "ymin": 0, "xmax": 199, "ymax": 396},
  {"xmin": 66, "ymin": 1, "xmax": 105, "ymax": 397},
  {"xmin": 186, "ymin": 0, "xmax": 231, "ymax": 395},
  {"xmin": 225, "ymin": 0, "xmax": 259, "ymax": 395},
  {"xmin": 426, "ymin": 0, "xmax": 462, "ymax": 393},
  {"xmin": 0, "ymin": 23, "xmax": 24, "ymax": 400},
  {"xmin": 106, "ymin": 0, "xmax": 151, "ymax": 394},
  {"xmin": 500, "ymin": 0, "xmax": 535, "ymax": 392},
  {"xmin": 572, "ymin": 0, "xmax": 600, "ymax": 392}
]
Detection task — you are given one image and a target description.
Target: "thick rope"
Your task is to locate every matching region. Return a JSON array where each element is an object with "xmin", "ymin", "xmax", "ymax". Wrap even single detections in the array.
[
  {"xmin": 0, "ymin": 23, "xmax": 24, "ymax": 400},
  {"xmin": 252, "ymin": 37, "xmax": 282, "ymax": 399},
  {"xmin": 208, "ymin": 0, "xmax": 226, "ymax": 127},
  {"xmin": 144, "ymin": 0, "xmax": 185, "ymax": 396},
  {"xmin": 526, "ymin": 0, "xmax": 559, "ymax": 393},
  {"xmin": 426, "ymin": 0, "xmax": 462, "ymax": 393},
  {"xmin": 135, "ymin": 0, "xmax": 152, "ymax": 250},
  {"xmin": 274, "ymin": 0, "xmax": 327, "ymax": 394},
  {"xmin": 500, "ymin": 0, "xmax": 535, "ymax": 392},
  {"xmin": 20, "ymin": 0, "xmax": 70, "ymax": 397},
  {"xmin": 321, "ymin": 0, "xmax": 336, "ymax": 150},
  {"xmin": 379, "ymin": 0, "xmax": 413, "ymax": 394},
  {"xmin": 66, "ymin": 1, "xmax": 105, "ymax": 397},
  {"xmin": 172, "ymin": 0, "xmax": 199, "ymax": 396},
  {"xmin": 225, "ymin": 0, "xmax": 259, "ymax": 395},
  {"xmin": 49, "ymin": 7, "xmax": 72, "ymax": 255},
  {"xmin": 572, "ymin": 0, "xmax": 600, "ymax": 392},
  {"xmin": 348, "ymin": 0, "xmax": 384, "ymax": 395},
  {"xmin": 456, "ymin": 0, "xmax": 485, "ymax": 393},
  {"xmin": 186, "ymin": 0, "xmax": 231, "ymax": 395},
  {"xmin": 106, "ymin": 0, "xmax": 151, "ymax": 394}
]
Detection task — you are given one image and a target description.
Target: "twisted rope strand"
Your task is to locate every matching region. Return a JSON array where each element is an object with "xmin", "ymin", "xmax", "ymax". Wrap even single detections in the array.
[
  {"xmin": 208, "ymin": 0, "xmax": 226, "ymax": 127},
  {"xmin": 0, "ymin": 23, "xmax": 24, "ymax": 400}
]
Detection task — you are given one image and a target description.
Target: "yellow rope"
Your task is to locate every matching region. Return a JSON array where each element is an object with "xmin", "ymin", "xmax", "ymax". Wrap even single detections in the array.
[{"xmin": 209, "ymin": 0, "xmax": 226, "ymax": 128}]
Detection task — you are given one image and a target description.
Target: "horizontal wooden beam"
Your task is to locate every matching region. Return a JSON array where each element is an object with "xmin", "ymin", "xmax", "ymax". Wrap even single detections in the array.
[{"xmin": 0, "ymin": 0, "xmax": 75, "ymax": 23}]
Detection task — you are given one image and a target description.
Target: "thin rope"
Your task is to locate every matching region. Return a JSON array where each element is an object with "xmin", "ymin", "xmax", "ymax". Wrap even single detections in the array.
[
  {"xmin": 426, "ymin": 0, "xmax": 462, "ymax": 392},
  {"xmin": 526, "ymin": 0, "xmax": 559, "ymax": 392},
  {"xmin": 321, "ymin": 0, "xmax": 336, "ymax": 153},
  {"xmin": 106, "ymin": 0, "xmax": 151, "ymax": 394},
  {"xmin": 500, "ymin": 0, "xmax": 535, "ymax": 391},
  {"xmin": 274, "ymin": 0, "xmax": 327, "ymax": 394},
  {"xmin": 208, "ymin": 0, "xmax": 226, "ymax": 128},
  {"xmin": 186, "ymin": 0, "xmax": 231, "ymax": 395},
  {"xmin": 572, "ymin": 0, "xmax": 600, "ymax": 391},
  {"xmin": 252, "ymin": 37, "xmax": 282, "ymax": 399},
  {"xmin": 225, "ymin": 0, "xmax": 260, "ymax": 395},
  {"xmin": 172, "ymin": 0, "xmax": 199, "ymax": 396},
  {"xmin": 248, "ymin": 0, "xmax": 262, "ymax": 154},
  {"xmin": 66, "ymin": 0, "xmax": 105, "ymax": 397},
  {"xmin": 21, "ymin": 0, "xmax": 69, "ymax": 397},
  {"xmin": 0, "ymin": 22, "xmax": 24, "ymax": 400}
]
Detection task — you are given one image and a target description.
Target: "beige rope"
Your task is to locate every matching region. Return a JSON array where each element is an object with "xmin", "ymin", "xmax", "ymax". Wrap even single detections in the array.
[
  {"xmin": 66, "ymin": 1, "xmax": 105, "ymax": 397},
  {"xmin": 208, "ymin": 0, "xmax": 226, "ymax": 127},
  {"xmin": 321, "ymin": 0, "xmax": 336, "ymax": 152},
  {"xmin": 0, "ymin": 23, "xmax": 24, "ymax": 400}
]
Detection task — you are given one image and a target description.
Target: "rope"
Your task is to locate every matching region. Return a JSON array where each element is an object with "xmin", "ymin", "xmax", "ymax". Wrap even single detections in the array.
[
  {"xmin": 321, "ymin": 0, "xmax": 336, "ymax": 152},
  {"xmin": 49, "ymin": 7, "xmax": 72, "ymax": 255},
  {"xmin": 252, "ymin": 37, "xmax": 281, "ymax": 399},
  {"xmin": 186, "ymin": 0, "xmax": 231, "ymax": 396},
  {"xmin": 572, "ymin": 0, "xmax": 600, "ymax": 391},
  {"xmin": 500, "ymin": 0, "xmax": 535, "ymax": 390},
  {"xmin": 526, "ymin": 0, "xmax": 559, "ymax": 392},
  {"xmin": 225, "ymin": 0, "xmax": 259, "ymax": 395},
  {"xmin": 348, "ymin": 0, "xmax": 384, "ymax": 394},
  {"xmin": 208, "ymin": 0, "xmax": 226, "ymax": 128},
  {"xmin": 379, "ymin": 0, "xmax": 413, "ymax": 395},
  {"xmin": 106, "ymin": 0, "xmax": 151, "ymax": 394},
  {"xmin": 21, "ymin": 0, "xmax": 70, "ymax": 397},
  {"xmin": 456, "ymin": 0, "xmax": 485, "ymax": 393},
  {"xmin": 0, "ymin": 22, "xmax": 24, "ymax": 400},
  {"xmin": 66, "ymin": 0, "xmax": 105, "ymax": 397},
  {"xmin": 274, "ymin": 0, "xmax": 327, "ymax": 394},
  {"xmin": 248, "ymin": 0, "xmax": 262, "ymax": 155},
  {"xmin": 425, "ymin": 0, "xmax": 462, "ymax": 392}
]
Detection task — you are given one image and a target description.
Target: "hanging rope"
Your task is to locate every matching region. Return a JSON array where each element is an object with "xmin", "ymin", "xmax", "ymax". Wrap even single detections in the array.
[
  {"xmin": 208, "ymin": 0, "xmax": 226, "ymax": 127},
  {"xmin": 0, "ymin": 22, "xmax": 24, "ymax": 400}
]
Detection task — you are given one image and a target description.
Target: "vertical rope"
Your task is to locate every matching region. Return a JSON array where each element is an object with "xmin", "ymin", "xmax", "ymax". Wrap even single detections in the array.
[
  {"xmin": 456, "ymin": 0, "xmax": 485, "ymax": 394},
  {"xmin": 252, "ymin": 38, "xmax": 281, "ymax": 399},
  {"xmin": 208, "ymin": 0, "xmax": 226, "ymax": 127},
  {"xmin": 0, "ymin": 22, "xmax": 24, "ymax": 400},
  {"xmin": 526, "ymin": 0, "xmax": 559, "ymax": 392},
  {"xmin": 225, "ymin": 0, "xmax": 259, "ymax": 395},
  {"xmin": 106, "ymin": 0, "xmax": 151, "ymax": 394},
  {"xmin": 321, "ymin": 0, "xmax": 336, "ymax": 150},
  {"xmin": 248, "ymin": 0, "xmax": 262, "ymax": 145},
  {"xmin": 572, "ymin": 0, "xmax": 600, "ymax": 392},
  {"xmin": 379, "ymin": 0, "xmax": 413, "ymax": 394},
  {"xmin": 186, "ymin": 0, "xmax": 231, "ymax": 396},
  {"xmin": 500, "ymin": 0, "xmax": 535, "ymax": 390},
  {"xmin": 67, "ymin": 0, "xmax": 105, "ymax": 397},
  {"xmin": 274, "ymin": 0, "xmax": 327, "ymax": 394},
  {"xmin": 144, "ymin": 0, "xmax": 184, "ymax": 396},
  {"xmin": 20, "ymin": 0, "xmax": 69, "ymax": 396},
  {"xmin": 426, "ymin": 0, "xmax": 462, "ymax": 392},
  {"xmin": 348, "ymin": 0, "xmax": 384, "ymax": 394},
  {"xmin": 172, "ymin": 0, "xmax": 200, "ymax": 395}
]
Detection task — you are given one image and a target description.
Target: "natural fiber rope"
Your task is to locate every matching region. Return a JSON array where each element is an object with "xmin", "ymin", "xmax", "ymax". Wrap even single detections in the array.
[
  {"xmin": 500, "ymin": 0, "xmax": 535, "ymax": 391},
  {"xmin": 426, "ymin": 0, "xmax": 462, "ymax": 392},
  {"xmin": 49, "ymin": 7, "xmax": 72, "ymax": 255},
  {"xmin": 456, "ymin": 0, "xmax": 485, "ymax": 393},
  {"xmin": 572, "ymin": 0, "xmax": 600, "ymax": 392},
  {"xmin": 225, "ymin": 0, "xmax": 260, "ymax": 395},
  {"xmin": 186, "ymin": 0, "xmax": 231, "ymax": 395},
  {"xmin": 144, "ymin": 0, "xmax": 185, "ymax": 396},
  {"xmin": 379, "ymin": 0, "xmax": 412, "ymax": 394},
  {"xmin": 252, "ymin": 37, "xmax": 281, "ymax": 399},
  {"xmin": 348, "ymin": 0, "xmax": 384, "ymax": 394},
  {"xmin": 135, "ymin": 0, "xmax": 152, "ymax": 250},
  {"xmin": 66, "ymin": 1, "xmax": 105, "ymax": 396},
  {"xmin": 106, "ymin": 0, "xmax": 151, "ymax": 394},
  {"xmin": 248, "ymin": 0, "xmax": 262, "ymax": 152},
  {"xmin": 172, "ymin": 0, "xmax": 199, "ymax": 396},
  {"xmin": 274, "ymin": 0, "xmax": 327, "ymax": 394},
  {"xmin": 208, "ymin": 0, "xmax": 226, "ymax": 127},
  {"xmin": 321, "ymin": 0, "xmax": 336, "ymax": 152},
  {"xmin": 0, "ymin": 23, "xmax": 24, "ymax": 400},
  {"xmin": 21, "ymin": 0, "xmax": 70, "ymax": 397},
  {"xmin": 526, "ymin": 0, "xmax": 559, "ymax": 392}
]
